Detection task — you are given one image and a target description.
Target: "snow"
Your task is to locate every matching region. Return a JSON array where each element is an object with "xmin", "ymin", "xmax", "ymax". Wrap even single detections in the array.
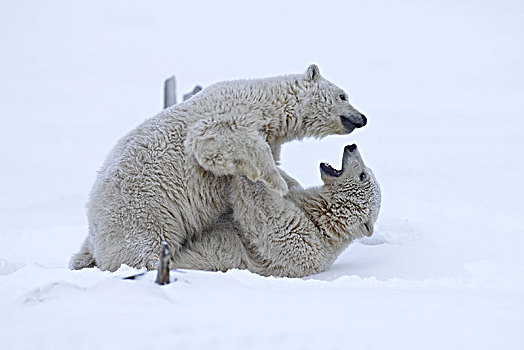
[{"xmin": 1, "ymin": 0, "xmax": 523, "ymax": 349}]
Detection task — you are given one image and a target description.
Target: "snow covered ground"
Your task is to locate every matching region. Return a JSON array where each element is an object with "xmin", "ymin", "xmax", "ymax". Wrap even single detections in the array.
[{"xmin": 1, "ymin": 1, "xmax": 523, "ymax": 349}]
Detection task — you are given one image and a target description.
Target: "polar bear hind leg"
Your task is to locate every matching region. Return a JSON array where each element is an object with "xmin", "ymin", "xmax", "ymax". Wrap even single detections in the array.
[{"xmin": 69, "ymin": 238, "xmax": 96, "ymax": 269}]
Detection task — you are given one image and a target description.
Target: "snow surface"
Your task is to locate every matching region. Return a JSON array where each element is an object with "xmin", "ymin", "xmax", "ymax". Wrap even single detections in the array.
[{"xmin": 1, "ymin": 1, "xmax": 523, "ymax": 349}]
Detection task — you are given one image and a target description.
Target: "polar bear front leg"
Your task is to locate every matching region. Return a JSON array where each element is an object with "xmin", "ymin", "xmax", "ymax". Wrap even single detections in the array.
[
  {"xmin": 187, "ymin": 114, "xmax": 289, "ymax": 195},
  {"xmin": 229, "ymin": 176, "xmax": 326, "ymax": 277}
]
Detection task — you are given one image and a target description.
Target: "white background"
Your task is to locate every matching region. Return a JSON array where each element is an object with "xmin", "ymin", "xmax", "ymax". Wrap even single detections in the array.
[{"xmin": 1, "ymin": 1, "xmax": 523, "ymax": 349}]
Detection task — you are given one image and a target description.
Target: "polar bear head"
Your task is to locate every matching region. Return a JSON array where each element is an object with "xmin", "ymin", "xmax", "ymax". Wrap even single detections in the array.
[
  {"xmin": 316, "ymin": 144, "xmax": 381, "ymax": 240},
  {"xmin": 294, "ymin": 64, "xmax": 367, "ymax": 138}
]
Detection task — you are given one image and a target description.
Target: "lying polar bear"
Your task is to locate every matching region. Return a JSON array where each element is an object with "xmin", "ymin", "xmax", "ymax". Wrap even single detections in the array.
[{"xmin": 173, "ymin": 144, "xmax": 381, "ymax": 278}]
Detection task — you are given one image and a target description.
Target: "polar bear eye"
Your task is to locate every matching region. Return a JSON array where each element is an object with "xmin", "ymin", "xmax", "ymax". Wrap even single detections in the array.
[
  {"xmin": 359, "ymin": 172, "xmax": 367, "ymax": 181},
  {"xmin": 339, "ymin": 94, "xmax": 347, "ymax": 101}
]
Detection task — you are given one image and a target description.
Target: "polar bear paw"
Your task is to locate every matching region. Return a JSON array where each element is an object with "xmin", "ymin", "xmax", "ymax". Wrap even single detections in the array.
[
  {"xmin": 236, "ymin": 159, "xmax": 288, "ymax": 196},
  {"xmin": 258, "ymin": 169, "xmax": 289, "ymax": 196}
]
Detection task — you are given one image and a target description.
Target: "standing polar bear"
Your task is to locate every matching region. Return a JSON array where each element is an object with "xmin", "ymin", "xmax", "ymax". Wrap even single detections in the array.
[
  {"xmin": 175, "ymin": 144, "xmax": 381, "ymax": 277},
  {"xmin": 70, "ymin": 65, "xmax": 367, "ymax": 272}
]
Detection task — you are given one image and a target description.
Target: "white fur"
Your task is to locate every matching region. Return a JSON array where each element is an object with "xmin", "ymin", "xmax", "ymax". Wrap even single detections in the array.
[
  {"xmin": 174, "ymin": 145, "xmax": 381, "ymax": 278},
  {"xmin": 70, "ymin": 65, "xmax": 367, "ymax": 272}
]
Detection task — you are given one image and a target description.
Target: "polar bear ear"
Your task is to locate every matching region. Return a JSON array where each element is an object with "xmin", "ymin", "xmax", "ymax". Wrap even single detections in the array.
[{"xmin": 305, "ymin": 64, "xmax": 321, "ymax": 82}]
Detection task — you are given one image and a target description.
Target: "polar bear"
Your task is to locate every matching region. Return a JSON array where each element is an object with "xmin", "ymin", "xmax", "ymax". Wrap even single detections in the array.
[
  {"xmin": 70, "ymin": 65, "xmax": 367, "ymax": 272},
  {"xmin": 174, "ymin": 144, "xmax": 381, "ymax": 277}
]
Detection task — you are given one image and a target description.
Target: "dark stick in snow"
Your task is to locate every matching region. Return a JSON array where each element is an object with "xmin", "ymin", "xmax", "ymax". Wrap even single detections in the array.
[
  {"xmin": 164, "ymin": 76, "xmax": 177, "ymax": 108},
  {"xmin": 155, "ymin": 242, "xmax": 171, "ymax": 285},
  {"xmin": 183, "ymin": 85, "xmax": 202, "ymax": 101}
]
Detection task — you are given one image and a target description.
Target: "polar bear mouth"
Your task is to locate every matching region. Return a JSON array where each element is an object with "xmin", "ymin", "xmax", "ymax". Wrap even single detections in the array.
[
  {"xmin": 320, "ymin": 144, "xmax": 357, "ymax": 178},
  {"xmin": 320, "ymin": 162, "xmax": 343, "ymax": 177},
  {"xmin": 340, "ymin": 116, "xmax": 357, "ymax": 133},
  {"xmin": 340, "ymin": 115, "xmax": 367, "ymax": 133}
]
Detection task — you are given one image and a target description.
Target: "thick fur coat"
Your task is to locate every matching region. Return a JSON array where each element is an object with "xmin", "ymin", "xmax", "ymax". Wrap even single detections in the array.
[
  {"xmin": 174, "ymin": 144, "xmax": 381, "ymax": 277},
  {"xmin": 70, "ymin": 65, "xmax": 367, "ymax": 272}
]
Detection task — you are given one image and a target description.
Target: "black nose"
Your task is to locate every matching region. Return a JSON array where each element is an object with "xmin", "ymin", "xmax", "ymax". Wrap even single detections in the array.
[
  {"xmin": 345, "ymin": 144, "xmax": 357, "ymax": 153},
  {"xmin": 354, "ymin": 114, "xmax": 367, "ymax": 128}
]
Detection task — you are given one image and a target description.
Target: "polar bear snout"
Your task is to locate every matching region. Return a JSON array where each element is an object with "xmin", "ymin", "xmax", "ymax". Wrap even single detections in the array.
[
  {"xmin": 321, "ymin": 144, "xmax": 362, "ymax": 180},
  {"xmin": 340, "ymin": 114, "xmax": 367, "ymax": 133},
  {"xmin": 358, "ymin": 114, "xmax": 367, "ymax": 127},
  {"xmin": 344, "ymin": 144, "xmax": 357, "ymax": 153},
  {"xmin": 342, "ymin": 144, "xmax": 365, "ymax": 170},
  {"xmin": 343, "ymin": 144, "xmax": 359, "ymax": 161}
]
